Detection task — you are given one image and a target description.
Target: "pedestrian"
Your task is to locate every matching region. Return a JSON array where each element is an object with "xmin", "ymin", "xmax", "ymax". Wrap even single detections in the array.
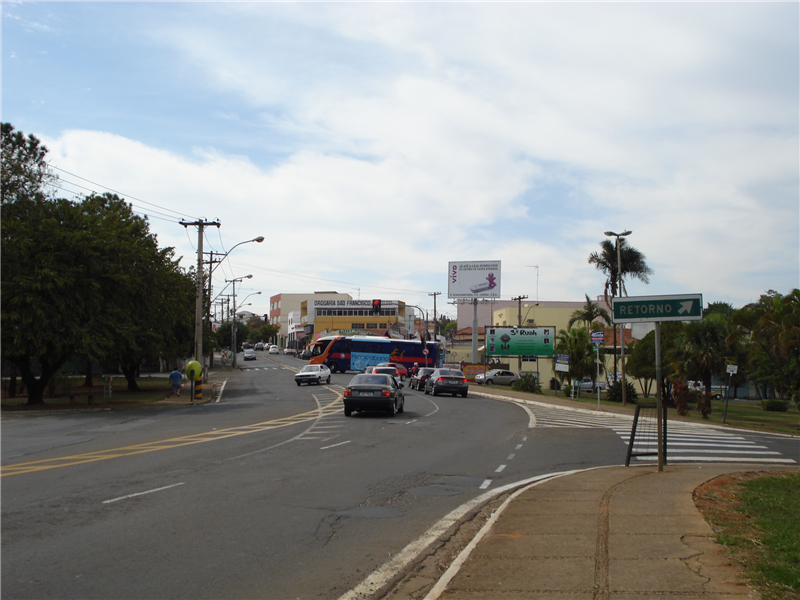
[
  {"xmin": 221, "ymin": 352, "xmax": 227, "ymax": 369},
  {"xmin": 169, "ymin": 367, "xmax": 182, "ymax": 397}
]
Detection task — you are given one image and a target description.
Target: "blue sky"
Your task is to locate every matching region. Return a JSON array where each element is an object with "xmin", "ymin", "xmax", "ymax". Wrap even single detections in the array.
[{"xmin": 3, "ymin": 1, "xmax": 798, "ymax": 319}]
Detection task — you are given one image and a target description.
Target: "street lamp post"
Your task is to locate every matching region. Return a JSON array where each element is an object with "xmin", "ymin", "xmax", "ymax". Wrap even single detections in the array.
[
  {"xmin": 605, "ymin": 230, "xmax": 632, "ymax": 406},
  {"xmin": 227, "ymin": 275, "xmax": 253, "ymax": 368}
]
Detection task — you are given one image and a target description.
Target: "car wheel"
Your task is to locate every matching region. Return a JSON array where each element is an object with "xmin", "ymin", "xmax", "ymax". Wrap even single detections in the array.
[
  {"xmin": 328, "ymin": 362, "xmax": 338, "ymax": 373},
  {"xmin": 317, "ymin": 377, "xmax": 322, "ymax": 385},
  {"xmin": 344, "ymin": 407, "xmax": 352, "ymax": 417},
  {"xmin": 326, "ymin": 376, "xmax": 331, "ymax": 384},
  {"xmin": 432, "ymin": 388, "xmax": 438, "ymax": 396},
  {"xmin": 400, "ymin": 374, "xmax": 406, "ymax": 382},
  {"xmin": 387, "ymin": 400, "xmax": 396, "ymax": 416},
  {"xmin": 486, "ymin": 379, "xmax": 494, "ymax": 385},
  {"xmin": 398, "ymin": 398, "xmax": 404, "ymax": 414},
  {"xmin": 296, "ymin": 381, "xmax": 301, "ymax": 386},
  {"xmin": 461, "ymin": 391, "xmax": 468, "ymax": 398}
]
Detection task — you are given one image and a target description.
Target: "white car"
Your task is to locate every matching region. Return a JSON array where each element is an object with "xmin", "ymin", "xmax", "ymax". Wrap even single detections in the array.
[
  {"xmin": 474, "ymin": 369, "xmax": 519, "ymax": 386},
  {"xmin": 283, "ymin": 347, "xmax": 296, "ymax": 355},
  {"xmin": 268, "ymin": 345, "xmax": 279, "ymax": 354},
  {"xmin": 579, "ymin": 377, "xmax": 606, "ymax": 392},
  {"xmin": 295, "ymin": 364, "xmax": 331, "ymax": 386}
]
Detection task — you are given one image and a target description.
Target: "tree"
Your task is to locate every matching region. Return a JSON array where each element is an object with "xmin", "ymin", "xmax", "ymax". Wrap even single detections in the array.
[
  {"xmin": 1, "ymin": 123, "xmax": 58, "ymax": 204},
  {"xmin": 568, "ymin": 294, "xmax": 611, "ymax": 329},
  {"xmin": 733, "ymin": 290, "xmax": 800, "ymax": 402},
  {"xmin": 588, "ymin": 237, "xmax": 653, "ymax": 381},
  {"xmin": 670, "ymin": 315, "xmax": 732, "ymax": 418},
  {"xmin": 1, "ymin": 124, "xmax": 195, "ymax": 402},
  {"xmin": 553, "ymin": 326, "xmax": 598, "ymax": 386}
]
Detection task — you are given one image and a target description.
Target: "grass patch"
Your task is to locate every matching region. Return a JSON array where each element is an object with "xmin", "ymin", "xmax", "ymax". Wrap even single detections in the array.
[
  {"xmin": 695, "ymin": 471, "xmax": 800, "ymax": 600},
  {"xmin": 2, "ymin": 376, "xmax": 177, "ymax": 410}
]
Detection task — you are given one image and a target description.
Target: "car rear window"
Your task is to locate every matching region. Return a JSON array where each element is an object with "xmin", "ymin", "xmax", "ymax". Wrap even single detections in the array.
[
  {"xmin": 351, "ymin": 375, "xmax": 390, "ymax": 386},
  {"xmin": 439, "ymin": 370, "xmax": 465, "ymax": 377}
]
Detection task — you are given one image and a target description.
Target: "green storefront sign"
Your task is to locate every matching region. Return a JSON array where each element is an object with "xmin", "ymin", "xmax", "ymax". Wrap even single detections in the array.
[
  {"xmin": 612, "ymin": 294, "xmax": 703, "ymax": 323},
  {"xmin": 486, "ymin": 327, "xmax": 555, "ymax": 357}
]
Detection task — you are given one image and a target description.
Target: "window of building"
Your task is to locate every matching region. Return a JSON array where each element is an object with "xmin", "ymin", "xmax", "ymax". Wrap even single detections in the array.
[
  {"xmin": 366, "ymin": 323, "xmax": 377, "ymax": 329},
  {"xmin": 351, "ymin": 323, "xmax": 365, "ymax": 329}
]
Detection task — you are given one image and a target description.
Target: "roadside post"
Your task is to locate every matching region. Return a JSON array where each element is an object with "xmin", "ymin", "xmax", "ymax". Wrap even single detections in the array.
[
  {"xmin": 186, "ymin": 360, "xmax": 202, "ymax": 402},
  {"xmin": 590, "ymin": 330, "xmax": 605, "ymax": 408},
  {"xmin": 723, "ymin": 364, "xmax": 738, "ymax": 424},
  {"xmin": 612, "ymin": 294, "xmax": 703, "ymax": 472}
]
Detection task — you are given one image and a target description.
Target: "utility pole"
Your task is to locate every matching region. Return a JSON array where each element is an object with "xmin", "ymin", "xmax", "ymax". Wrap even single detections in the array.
[
  {"xmin": 429, "ymin": 292, "xmax": 441, "ymax": 338},
  {"xmin": 180, "ymin": 219, "xmax": 220, "ymax": 374},
  {"xmin": 204, "ymin": 250, "xmax": 224, "ymax": 368},
  {"xmin": 512, "ymin": 295, "xmax": 528, "ymax": 372}
]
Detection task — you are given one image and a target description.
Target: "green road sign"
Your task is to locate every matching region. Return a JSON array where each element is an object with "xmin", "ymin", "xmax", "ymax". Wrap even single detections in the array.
[
  {"xmin": 612, "ymin": 294, "xmax": 703, "ymax": 323},
  {"xmin": 486, "ymin": 327, "xmax": 555, "ymax": 357}
]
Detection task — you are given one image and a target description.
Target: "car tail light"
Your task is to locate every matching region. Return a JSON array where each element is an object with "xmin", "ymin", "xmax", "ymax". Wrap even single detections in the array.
[
  {"xmin": 461, "ymin": 378, "xmax": 468, "ymax": 383},
  {"xmin": 437, "ymin": 377, "xmax": 446, "ymax": 383},
  {"xmin": 381, "ymin": 389, "xmax": 391, "ymax": 397},
  {"xmin": 344, "ymin": 388, "xmax": 352, "ymax": 397}
]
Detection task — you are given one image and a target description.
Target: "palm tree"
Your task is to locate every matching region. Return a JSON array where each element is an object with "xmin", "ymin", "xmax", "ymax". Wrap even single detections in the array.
[
  {"xmin": 588, "ymin": 238, "xmax": 653, "ymax": 383},
  {"xmin": 568, "ymin": 294, "xmax": 611, "ymax": 329},
  {"xmin": 670, "ymin": 315, "xmax": 731, "ymax": 418},
  {"xmin": 588, "ymin": 238, "xmax": 653, "ymax": 301},
  {"xmin": 553, "ymin": 326, "xmax": 598, "ymax": 386}
]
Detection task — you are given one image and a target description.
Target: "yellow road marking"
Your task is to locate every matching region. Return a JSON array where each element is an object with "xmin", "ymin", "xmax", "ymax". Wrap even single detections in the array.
[{"xmin": 2, "ymin": 394, "xmax": 343, "ymax": 477}]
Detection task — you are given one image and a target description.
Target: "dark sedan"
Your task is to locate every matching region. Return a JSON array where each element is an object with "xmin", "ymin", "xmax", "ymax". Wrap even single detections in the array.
[
  {"xmin": 424, "ymin": 368, "xmax": 469, "ymax": 397},
  {"xmin": 410, "ymin": 367, "xmax": 436, "ymax": 390},
  {"xmin": 343, "ymin": 374, "xmax": 404, "ymax": 417}
]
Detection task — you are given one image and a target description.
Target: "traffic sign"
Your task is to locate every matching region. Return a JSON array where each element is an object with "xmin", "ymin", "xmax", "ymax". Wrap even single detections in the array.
[
  {"xmin": 612, "ymin": 294, "xmax": 703, "ymax": 323},
  {"xmin": 590, "ymin": 330, "xmax": 605, "ymax": 344}
]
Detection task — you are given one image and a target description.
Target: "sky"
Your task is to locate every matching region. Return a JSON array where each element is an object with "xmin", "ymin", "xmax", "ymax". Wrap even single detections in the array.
[{"xmin": 3, "ymin": 1, "xmax": 798, "ymax": 321}]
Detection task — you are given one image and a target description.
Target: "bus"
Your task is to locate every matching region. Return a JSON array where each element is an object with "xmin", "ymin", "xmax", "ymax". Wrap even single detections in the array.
[{"xmin": 309, "ymin": 336, "xmax": 441, "ymax": 374}]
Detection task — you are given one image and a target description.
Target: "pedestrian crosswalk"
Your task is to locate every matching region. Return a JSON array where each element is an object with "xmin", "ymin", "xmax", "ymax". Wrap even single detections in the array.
[{"xmin": 526, "ymin": 403, "xmax": 796, "ymax": 465}]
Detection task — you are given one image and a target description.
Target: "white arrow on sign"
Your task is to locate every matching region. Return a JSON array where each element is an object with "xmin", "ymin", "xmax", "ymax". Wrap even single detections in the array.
[{"xmin": 678, "ymin": 301, "xmax": 693, "ymax": 314}]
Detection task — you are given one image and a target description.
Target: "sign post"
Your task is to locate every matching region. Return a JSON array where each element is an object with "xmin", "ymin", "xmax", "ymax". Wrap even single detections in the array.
[
  {"xmin": 723, "ymin": 364, "xmax": 738, "ymax": 423},
  {"xmin": 612, "ymin": 294, "xmax": 703, "ymax": 472},
  {"xmin": 591, "ymin": 330, "xmax": 605, "ymax": 408}
]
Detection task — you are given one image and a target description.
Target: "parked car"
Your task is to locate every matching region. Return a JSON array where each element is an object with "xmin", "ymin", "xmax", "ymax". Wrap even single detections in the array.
[
  {"xmin": 283, "ymin": 347, "xmax": 296, "ymax": 355},
  {"xmin": 268, "ymin": 345, "xmax": 279, "ymax": 354},
  {"xmin": 410, "ymin": 367, "xmax": 436, "ymax": 390},
  {"xmin": 376, "ymin": 362, "xmax": 408, "ymax": 381},
  {"xmin": 474, "ymin": 369, "xmax": 519, "ymax": 386},
  {"xmin": 242, "ymin": 342, "xmax": 253, "ymax": 350},
  {"xmin": 294, "ymin": 364, "xmax": 331, "ymax": 386},
  {"xmin": 243, "ymin": 349, "xmax": 257, "ymax": 361},
  {"xmin": 579, "ymin": 377, "xmax": 606, "ymax": 392},
  {"xmin": 343, "ymin": 373, "xmax": 404, "ymax": 417},
  {"xmin": 254, "ymin": 342, "xmax": 265, "ymax": 351},
  {"xmin": 299, "ymin": 348, "xmax": 312, "ymax": 359},
  {"xmin": 425, "ymin": 368, "xmax": 469, "ymax": 397}
]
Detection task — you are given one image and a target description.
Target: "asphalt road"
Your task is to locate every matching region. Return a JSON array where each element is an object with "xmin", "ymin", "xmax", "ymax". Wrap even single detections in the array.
[{"xmin": 2, "ymin": 354, "xmax": 628, "ymax": 600}]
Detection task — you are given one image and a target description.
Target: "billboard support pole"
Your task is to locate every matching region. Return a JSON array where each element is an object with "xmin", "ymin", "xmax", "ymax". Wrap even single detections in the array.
[{"xmin": 472, "ymin": 298, "xmax": 478, "ymax": 364}]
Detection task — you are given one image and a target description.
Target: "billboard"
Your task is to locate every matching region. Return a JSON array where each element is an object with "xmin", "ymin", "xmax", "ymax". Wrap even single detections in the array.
[
  {"xmin": 448, "ymin": 261, "xmax": 501, "ymax": 298},
  {"xmin": 486, "ymin": 327, "xmax": 555, "ymax": 357}
]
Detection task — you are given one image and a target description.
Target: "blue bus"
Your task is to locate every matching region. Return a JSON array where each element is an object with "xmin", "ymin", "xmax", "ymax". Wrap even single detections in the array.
[{"xmin": 309, "ymin": 336, "xmax": 440, "ymax": 374}]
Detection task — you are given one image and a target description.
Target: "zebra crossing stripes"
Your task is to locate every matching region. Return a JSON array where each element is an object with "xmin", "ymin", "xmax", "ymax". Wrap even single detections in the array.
[{"xmin": 524, "ymin": 403, "xmax": 796, "ymax": 465}]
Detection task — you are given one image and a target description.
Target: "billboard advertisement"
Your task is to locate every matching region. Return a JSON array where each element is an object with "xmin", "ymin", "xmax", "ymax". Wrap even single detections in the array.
[
  {"xmin": 448, "ymin": 261, "xmax": 501, "ymax": 298},
  {"xmin": 486, "ymin": 327, "xmax": 555, "ymax": 357}
]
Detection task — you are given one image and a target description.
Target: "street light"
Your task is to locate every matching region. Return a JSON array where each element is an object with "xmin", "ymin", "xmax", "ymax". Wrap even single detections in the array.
[
  {"xmin": 605, "ymin": 230, "xmax": 632, "ymax": 405},
  {"xmin": 227, "ymin": 274, "xmax": 253, "ymax": 368}
]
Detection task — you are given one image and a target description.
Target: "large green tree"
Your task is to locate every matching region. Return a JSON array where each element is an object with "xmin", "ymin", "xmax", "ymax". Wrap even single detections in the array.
[
  {"xmin": 1, "ymin": 122, "xmax": 57, "ymax": 204},
  {"xmin": 733, "ymin": 290, "xmax": 800, "ymax": 402},
  {"xmin": 1, "ymin": 124, "xmax": 195, "ymax": 402},
  {"xmin": 553, "ymin": 326, "xmax": 599, "ymax": 386}
]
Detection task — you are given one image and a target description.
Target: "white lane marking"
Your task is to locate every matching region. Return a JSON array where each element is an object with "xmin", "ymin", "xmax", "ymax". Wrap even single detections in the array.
[
  {"xmin": 495, "ymin": 464, "xmax": 506, "ymax": 473},
  {"xmin": 103, "ymin": 482, "xmax": 185, "ymax": 504},
  {"xmin": 515, "ymin": 444, "xmax": 523, "ymax": 450},
  {"xmin": 522, "ymin": 435, "xmax": 528, "ymax": 441},
  {"xmin": 338, "ymin": 469, "xmax": 583, "ymax": 600},
  {"xmin": 321, "ymin": 441, "xmax": 351, "ymax": 450},
  {"xmin": 479, "ymin": 479, "xmax": 492, "ymax": 489},
  {"xmin": 423, "ymin": 397, "xmax": 440, "ymax": 417},
  {"xmin": 507, "ymin": 454, "xmax": 515, "ymax": 460}
]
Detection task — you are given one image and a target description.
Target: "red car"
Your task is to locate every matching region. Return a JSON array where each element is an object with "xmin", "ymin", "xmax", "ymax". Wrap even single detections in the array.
[{"xmin": 376, "ymin": 362, "xmax": 408, "ymax": 381}]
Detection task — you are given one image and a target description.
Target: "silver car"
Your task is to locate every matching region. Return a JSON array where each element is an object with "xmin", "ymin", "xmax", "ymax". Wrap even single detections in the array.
[
  {"xmin": 295, "ymin": 364, "xmax": 332, "ymax": 386},
  {"xmin": 474, "ymin": 369, "xmax": 519, "ymax": 386}
]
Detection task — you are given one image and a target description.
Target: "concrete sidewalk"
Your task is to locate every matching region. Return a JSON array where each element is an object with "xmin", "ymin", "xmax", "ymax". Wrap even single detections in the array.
[{"xmin": 423, "ymin": 463, "xmax": 790, "ymax": 600}]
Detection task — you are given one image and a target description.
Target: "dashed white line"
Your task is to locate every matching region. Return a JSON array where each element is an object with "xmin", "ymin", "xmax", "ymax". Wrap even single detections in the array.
[
  {"xmin": 495, "ymin": 464, "xmax": 507, "ymax": 473},
  {"xmin": 507, "ymin": 454, "xmax": 515, "ymax": 460},
  {"xmin": 479, "ymin": 479, "xmax": 492, "ymax": 489},
  {"xmin": 321, "ymin": 441, "xmax": 351, "ymax": 450},
  {"xmin": 103, "ymin": 482, "xmax": 185, "ymax": 504}
]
